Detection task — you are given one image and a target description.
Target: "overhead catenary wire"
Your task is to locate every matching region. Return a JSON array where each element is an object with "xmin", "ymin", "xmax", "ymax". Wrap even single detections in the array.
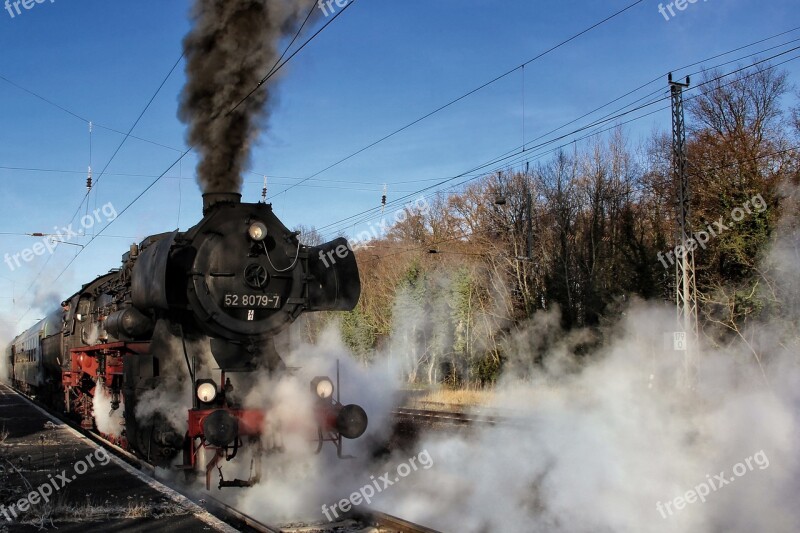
[
  {"xmin": 4, "ymin": 0, "xmax": 320, "ymax": 241},
  {"xmin": 333, "ymin": 59, "xmax": 800, "ymax": 241},
  {"xmin": 316, "ymin": 40, "xmax": 800, "ymax": 235},
  {"xmin": 491, "ymin": 48, "xmax": 800, "ymax": 182},
  {"xmin": 224, "ymin": 0, "xmax": 324, "ymax": 117},
  {"xmin": 2, "ymin": 27, "xmax": 795, "ymax": 195},
  {"xmin": 8, "ymin": 20, "xmax": 799, "ymax": 322},
  {"xmin": 69, "ymin": 52, "xmax": 186, "ymax": 227},
  {"xmin": 9, "ymin": 52, "xmax": 188, "ymax": 325},
  {"xmin": 0, "ymin": 232, "xmax": 138, "ymax": 239},
  {"xmin": 319, "ymin": 61, "xmax": 799, "ymax": 243},
  {"xmin": 307, "ymin": 28, "xmax": 798, "ymax": 234},
  {"xmin": 358, "ymin": 145, "xmax": 800, "ymax": 266},
  {"xmin": 0, "ymin": 164, "xmax": 475, "ymax": 187},
  {"xmin": 272, "ymin": 0, "xmax": 648, "ymax": 198},
  {"xmin": 73, "ymin": 0, "xmax": 351, "ymax": 234},
  {"xmin": 0, "ymin": 166, "xmax": 424, "ymax": 194},
  {"xmin": 316, "ymin": 44, "xmax": 800, "ymax": 239},
  {"xmin": 13, "ymin": 0, "xmax": 354, "ymax": 324}
]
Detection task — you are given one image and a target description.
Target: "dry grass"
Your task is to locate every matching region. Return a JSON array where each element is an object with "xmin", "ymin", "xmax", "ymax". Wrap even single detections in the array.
[
  {"xmin": 18, "ymin": 497, "xmax": 190, "ymax": 528},
  {"xmin": 122, "ymin": 503, "xmax": 151, "ymax": 519},
  {"xmin": 412, "ymin": 388, "xmax": 495, "ymax": 410},
  {"xmin": 60, "ymin": 501, "xmax": 189, "ymax": 521}
]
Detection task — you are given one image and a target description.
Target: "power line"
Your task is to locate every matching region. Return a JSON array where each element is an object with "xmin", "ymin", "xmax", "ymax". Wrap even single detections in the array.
[
  {"xmin": 317, "ymin": 45, "xmax": 800, "ymax": 238},
  {"xmin": 517, "ymin": 34, "xmax": 800, "ymax": 160},
  {"xmin": 11, "ymin": 20, "xmax": 799, "ymax": 321},
  {"xmin": 0, "ymin": 164, "xmax": 450, "ymax": 185},
  {"xmin": 0, "ymin": 74, "xmax": 90, "ymax": 123},
  {"xmin": 93, "ymin": 54, "xmax": 185, "ymax": 193},
  {"xmin": 0, "ymin": 232, "xmax": 137, "ymax": 239},
  {"xmin": 324, "ymin": 27, "xmax": 794, "ymax": 224},
  {"xmin": 3, "ymin": 24, "xmax": 795, "ymax": 197},
  {"xmin": 272, "ymin": 0, "xmax": 648, "ymax": 197},
  {"xmin": 356, "ymin": 80, "xmax": 800, "ymax": 240},
  {"xmin": 225, "ymin": 0, "xmax": 323, "ymax": 117},
  {"xmin": 14, "ymin": 0, "xmax": 354, "ymax": 324},
  {"xmin": 0, "ymin": 75, "xmax": 185, "ymax": 153},
  {"xmin": 358, "ymin": 144, "xmax": 800, "ymax": 266},
  {"xmin": 66, "ymin": 53, "xmax": 185, "ymax": 226},
  {"xmin": 0, "ymin": 165, "xmax": 422, "ymax": 193},
  {"xmin": 313, "ymin": 36, "xmax": 800, "ymax": 236},
  {"xmin": 469, "ymin": 51, "xmax": 800, "ymax": 196},
  {"xmin": 8, "ymin": 53, "xmax": 187, "ymax": 325},
  {"xmin": 496, "ymin": 48, "xmax": 800, "ymax": 173}
]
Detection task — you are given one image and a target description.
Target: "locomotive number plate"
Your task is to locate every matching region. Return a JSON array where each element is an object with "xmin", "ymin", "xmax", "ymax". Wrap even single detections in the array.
[{"xmin": 223, "ymin": 293, "xmax": 281, "ymax": 309}]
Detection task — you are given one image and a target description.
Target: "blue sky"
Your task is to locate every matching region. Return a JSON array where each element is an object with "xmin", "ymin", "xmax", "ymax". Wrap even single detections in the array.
[{"xmin": 0, "ymin": 0, "xmax": 798, "ymax": 329}]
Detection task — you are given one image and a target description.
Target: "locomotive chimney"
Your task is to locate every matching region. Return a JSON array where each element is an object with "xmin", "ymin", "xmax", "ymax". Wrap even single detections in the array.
[{"xmin": 203, "ymin": 192, "xmax": 242, "ymax": 215}]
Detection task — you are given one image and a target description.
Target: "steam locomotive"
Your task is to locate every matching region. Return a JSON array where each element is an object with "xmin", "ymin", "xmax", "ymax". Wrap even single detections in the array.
[{"xmin": 6, "ymin": 192, "xmax": 368, "ymax": 489}]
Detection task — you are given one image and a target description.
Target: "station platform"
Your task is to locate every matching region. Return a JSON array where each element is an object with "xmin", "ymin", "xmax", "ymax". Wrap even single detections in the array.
[{"xmin": 0, "ymin": 383, "xmax": 235, "ymax": 532}]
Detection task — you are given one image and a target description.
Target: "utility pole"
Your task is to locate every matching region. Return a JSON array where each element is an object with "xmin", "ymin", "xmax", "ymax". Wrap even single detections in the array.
[
  {"xmin": 669, "ymin": 73, "xmax": 698, "ymax": 382},
  {"xmin": 525, "ymin": 191, "xmax": 533, "ymax": 260},
  {"xmin": 525, "ymin": 162, "xmax": 532, "ymax": 260}
]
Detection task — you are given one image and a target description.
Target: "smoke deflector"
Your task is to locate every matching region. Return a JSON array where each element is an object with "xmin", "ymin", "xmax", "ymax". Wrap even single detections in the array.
[{"xmin": 307, "ymin": 238, "xmax": 362, "ymax": 312}]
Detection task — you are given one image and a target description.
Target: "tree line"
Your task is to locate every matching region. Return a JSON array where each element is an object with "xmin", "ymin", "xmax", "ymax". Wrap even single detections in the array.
[{"xmin": 301, "ymin": 63, "xmax": 800, "ymax": 387}]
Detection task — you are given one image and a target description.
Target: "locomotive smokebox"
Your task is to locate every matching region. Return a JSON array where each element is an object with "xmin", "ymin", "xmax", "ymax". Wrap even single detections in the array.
[{"xmin": 202, "ymin": 192, "xmax": 242, "ymax": 215}]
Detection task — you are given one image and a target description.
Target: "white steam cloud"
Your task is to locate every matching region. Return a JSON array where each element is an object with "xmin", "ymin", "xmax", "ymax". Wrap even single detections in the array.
[
  {"xmin": 217, "ymin": 186, "xmax": 800, "ymax": 532},
  {"xmin": 367, "ymin": 186, "xmax": 800, "ymax": 532},
  {"xmin": 374, "ymin": 303, "xmax": 799, "ymax": 532},
  {"xmin": 219, "ymin": 327, "xmax": 401, "ymax": 522},
  {"xmin": 0, "ymin": 312, "xmax": 14, "ymax": 383},
  {"xmin": 93, "ymin": 384, "xmax": 125, "ymax": 438}
]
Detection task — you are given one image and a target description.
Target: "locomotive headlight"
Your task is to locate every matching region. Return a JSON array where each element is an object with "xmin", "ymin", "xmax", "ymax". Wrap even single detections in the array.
[
  {"xmin": 196, "ymin": 380, "xmax": 218, "ymax": 403},
  {"xmin": 248, "ymin": 221, "xmax": 268, "ymax": 242},
  {"xmin": 311, "ymin": 377, "xmax": 334, "ymax": 399}
]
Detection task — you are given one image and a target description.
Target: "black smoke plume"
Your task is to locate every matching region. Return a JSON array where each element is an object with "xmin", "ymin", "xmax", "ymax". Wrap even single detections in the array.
[{"xmin": 179, "ymin": 0, "xmax": 307, "ymax": 194}]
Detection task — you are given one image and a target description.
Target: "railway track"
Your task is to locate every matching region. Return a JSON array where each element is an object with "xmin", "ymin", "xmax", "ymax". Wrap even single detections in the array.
[
  {"xmin": 367, "ymin": 510, "xmax": 443, "ymax": 533},
  {"xmin": 7, "ymin": 383, "xmax": 439, "ymax": 533},
  {"xmin": 209, "ymin": 498, "xmax": 441, "ymax": 533},
  {"xmin": 203, "ymin": 498, "xmax": 280, "ymax": 533},
  {"xmin": 392, "ymin": 406, "xmax": 514, "ymax": 427}
]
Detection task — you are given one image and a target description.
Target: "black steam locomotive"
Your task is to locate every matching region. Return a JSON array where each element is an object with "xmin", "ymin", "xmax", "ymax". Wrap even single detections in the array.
[{"xmin": 7, "ymin": 192, "xmax": 368, "ymax": 489}]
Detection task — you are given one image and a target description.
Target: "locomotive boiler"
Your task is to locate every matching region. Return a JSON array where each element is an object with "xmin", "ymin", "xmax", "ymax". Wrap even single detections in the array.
[{"xmin": 8, "ymin": 192, "xmax": 368, "ymax": 489}]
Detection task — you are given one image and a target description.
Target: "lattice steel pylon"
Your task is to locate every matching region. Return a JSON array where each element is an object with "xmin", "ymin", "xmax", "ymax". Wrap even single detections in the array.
[{"xmin": 669, "ymin": 73, "xmax": 699, "ymax": 377}]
